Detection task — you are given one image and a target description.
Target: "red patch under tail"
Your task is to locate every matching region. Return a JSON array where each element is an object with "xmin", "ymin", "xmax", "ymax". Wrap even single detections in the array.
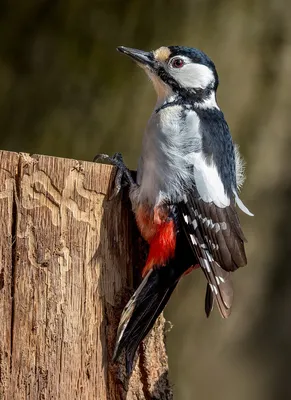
[{"xmin": 142, "ymin": 219, "xmax": 176, "ymax": 277}]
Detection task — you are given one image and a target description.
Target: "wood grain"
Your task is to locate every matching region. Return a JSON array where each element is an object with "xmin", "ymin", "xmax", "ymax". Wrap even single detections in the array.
[
  {"xmin": 0, "ymin": 150, "xmax": 172, "ymax": 400},
  {"xmin": 0, "ymin": 151, "xmax": 19, "ymax": 399}
]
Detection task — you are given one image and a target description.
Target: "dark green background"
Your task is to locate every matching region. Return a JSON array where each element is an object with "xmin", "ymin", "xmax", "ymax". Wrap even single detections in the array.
[{"xmin": 1, "ymin": 1, "xmax": 291, "ymax": 399}]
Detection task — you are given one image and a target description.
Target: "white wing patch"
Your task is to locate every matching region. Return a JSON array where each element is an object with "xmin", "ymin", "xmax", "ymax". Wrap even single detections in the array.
[{"xmin": 187, "ymin": 152, "xmax": 230, "ymax": 207}]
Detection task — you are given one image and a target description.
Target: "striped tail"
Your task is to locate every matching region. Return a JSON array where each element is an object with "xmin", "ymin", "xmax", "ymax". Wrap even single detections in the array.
[{"xmin": 113, "ymin": 266, "xmax": 179, "ymax": 375}]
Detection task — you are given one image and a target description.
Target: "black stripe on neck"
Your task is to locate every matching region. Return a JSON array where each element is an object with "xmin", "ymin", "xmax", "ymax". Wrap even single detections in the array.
[{"xmin": 155, "ymin": 90, "xmax": 215, "ymax": 114}]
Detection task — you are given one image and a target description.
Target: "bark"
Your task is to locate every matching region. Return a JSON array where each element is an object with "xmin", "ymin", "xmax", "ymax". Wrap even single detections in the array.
[{"xmin": 0, "ymin": 150, "xmax": 172, "ymax": 400}]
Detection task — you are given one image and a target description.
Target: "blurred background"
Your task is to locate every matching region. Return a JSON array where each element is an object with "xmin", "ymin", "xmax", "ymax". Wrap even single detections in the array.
[{"xmin": 1, "ymin": 0, "xmax": 291, "ymax": 399}]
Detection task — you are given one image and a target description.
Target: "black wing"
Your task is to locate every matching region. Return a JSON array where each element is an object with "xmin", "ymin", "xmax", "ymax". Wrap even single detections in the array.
[{"xmin": 179, "ymin": 188, "xmax": 247, "ymax": 318}]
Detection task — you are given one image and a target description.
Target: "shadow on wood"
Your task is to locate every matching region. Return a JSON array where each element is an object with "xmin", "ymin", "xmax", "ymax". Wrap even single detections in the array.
[{"xmin": 0, "ymin": 150, "xmax": 172, "ymax": 400}]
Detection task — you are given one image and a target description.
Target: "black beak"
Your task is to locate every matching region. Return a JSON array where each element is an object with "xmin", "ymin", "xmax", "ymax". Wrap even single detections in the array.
[{"xmin": 117, "ymin": 46, "xmax": 155, "ymax": 68}]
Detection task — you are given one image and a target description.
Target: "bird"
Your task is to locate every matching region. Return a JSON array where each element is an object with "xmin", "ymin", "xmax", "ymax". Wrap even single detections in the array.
[{"xmin": 104, "ymin": 45, "xmax": 253, "ymax": 374}]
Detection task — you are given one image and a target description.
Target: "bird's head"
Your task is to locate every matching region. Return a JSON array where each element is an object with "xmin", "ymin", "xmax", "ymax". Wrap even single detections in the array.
[{"xmin": 117, "ymin": 45, "xmax": 219, "ymax": 104}]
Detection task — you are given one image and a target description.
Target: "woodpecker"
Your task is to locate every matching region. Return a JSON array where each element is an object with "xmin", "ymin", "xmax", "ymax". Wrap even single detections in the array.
[{"xmin": 104, "ymin": 45, "xmax": 253, "ymax": 374}]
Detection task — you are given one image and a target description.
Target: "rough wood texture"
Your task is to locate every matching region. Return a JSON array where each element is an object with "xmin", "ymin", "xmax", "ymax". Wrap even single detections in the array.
[{"xmin": 0, "ymin": 150, "xmax": 172, "ymax": 400}]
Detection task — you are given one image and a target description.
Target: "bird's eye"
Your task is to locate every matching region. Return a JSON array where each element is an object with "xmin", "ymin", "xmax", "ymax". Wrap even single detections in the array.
[{"xmin": 171, "ymin": 58, "xmax": 184, "ymax": 68}]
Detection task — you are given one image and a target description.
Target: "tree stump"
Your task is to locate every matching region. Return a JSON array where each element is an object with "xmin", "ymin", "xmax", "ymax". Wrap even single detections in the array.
[{"xmin": 0, "ymin": 150, "xmax": 172, "ymax": 400}]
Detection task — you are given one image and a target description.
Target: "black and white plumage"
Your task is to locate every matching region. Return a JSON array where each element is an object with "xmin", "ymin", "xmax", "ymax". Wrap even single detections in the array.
[{"xmin": 111, "ymin": 45, "xmax": 253, "ymax": 372}]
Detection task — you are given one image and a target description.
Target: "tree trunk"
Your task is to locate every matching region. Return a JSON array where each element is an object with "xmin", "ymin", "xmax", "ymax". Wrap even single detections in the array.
[{"xmin": 0, "ymin": 150, "xmax": 172, "ymax": 400}]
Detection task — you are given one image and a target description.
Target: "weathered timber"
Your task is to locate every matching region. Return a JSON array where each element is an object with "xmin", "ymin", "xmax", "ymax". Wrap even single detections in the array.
[{"xmin": 0, "ymin": 151, "xmax": 172, "ymax": 400}]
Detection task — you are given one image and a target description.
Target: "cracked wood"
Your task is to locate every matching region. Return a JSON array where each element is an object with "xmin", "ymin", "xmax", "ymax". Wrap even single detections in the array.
[{"xmin": 0, "ymin": 150, "xmax": 172, "ymax": 400}]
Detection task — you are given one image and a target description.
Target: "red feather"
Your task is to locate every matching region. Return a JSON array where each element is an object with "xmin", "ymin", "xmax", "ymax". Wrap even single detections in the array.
[
  {"xmin": 135, "ymin": 205, "xmax": 198, "ymax": 277},
  {"xmin": 142, "ymin": 219, "xmax": 176, "ymax": 277}
]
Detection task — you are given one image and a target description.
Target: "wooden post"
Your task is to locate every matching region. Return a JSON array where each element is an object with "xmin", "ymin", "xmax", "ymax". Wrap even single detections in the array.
[{"xmin": 0, "ymin": 151, "xmax": 172, "ymax": 400}]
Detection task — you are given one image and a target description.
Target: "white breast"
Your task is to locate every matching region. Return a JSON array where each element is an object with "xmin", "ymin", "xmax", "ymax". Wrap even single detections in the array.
[{"xmin": 136, "ymin": 106, "xmax": 201, "ymax": 206}]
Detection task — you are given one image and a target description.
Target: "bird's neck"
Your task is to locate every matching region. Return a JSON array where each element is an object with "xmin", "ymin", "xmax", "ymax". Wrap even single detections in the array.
[
  {"xmin": 155, "ymin": 87, "xmax": 219, "ymax": 113},
  {"xmin": 148, "ymin": 68, "xmax": 218, "ymax": 111}
]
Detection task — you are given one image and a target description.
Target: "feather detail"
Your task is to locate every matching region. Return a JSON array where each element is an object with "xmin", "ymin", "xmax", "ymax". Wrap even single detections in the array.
[
  {"xmin": 205, "ymin": 283, "xmax": 214, "ymax": 317},
  {"xmin": 179, "ymin": 189, "xmax": 246, "ymax": 317},
  {"xmin": 113, "ymin": 262, "xmax": 184, "ymax": 374},
  {"xmin": 142, "ymin": 219, "xmax": 176, "ymax": 277},
  {"xmin": 234, "ymin": 144, "xmax": 246, "ymax": 190},
  {"xmin": 233, "ymin": 190, "xmax": 254, "ymax": 216}
]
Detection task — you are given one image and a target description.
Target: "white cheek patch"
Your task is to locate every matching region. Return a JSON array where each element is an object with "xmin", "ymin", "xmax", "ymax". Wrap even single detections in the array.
[{"xmin": 170, "ymin": 63, "xmax": 215, "ymax": 89}]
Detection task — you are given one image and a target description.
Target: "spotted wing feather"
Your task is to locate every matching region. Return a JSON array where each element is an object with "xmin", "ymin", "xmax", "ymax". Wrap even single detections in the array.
[{"xmin": 180, "ymin": 190, "xmax": 246, "ymax": 317}]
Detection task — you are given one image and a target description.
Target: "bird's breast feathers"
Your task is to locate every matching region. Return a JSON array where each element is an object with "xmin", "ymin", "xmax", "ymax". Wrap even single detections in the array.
[{"xmin": 137, "ymin": 106, "xmax": 233, "ymax": 208}]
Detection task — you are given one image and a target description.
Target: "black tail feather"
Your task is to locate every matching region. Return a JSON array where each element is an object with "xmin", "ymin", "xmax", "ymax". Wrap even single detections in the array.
[
  {"xmin": 205, "ymin": 283, "xmax": 214, "ymax": 317},
  {"xmin": 124, "ymin": 283, "xmax": 177, "ymax": 374},
  {"xmin": 113, "ymin": 265, "xmax": 180, "ymax": 374}
]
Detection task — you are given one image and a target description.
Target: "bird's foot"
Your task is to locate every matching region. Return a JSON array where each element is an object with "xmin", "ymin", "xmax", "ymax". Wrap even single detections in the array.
[{"xmin": 93, "ymin": 153, "xmax": 136, "ymax": 199}]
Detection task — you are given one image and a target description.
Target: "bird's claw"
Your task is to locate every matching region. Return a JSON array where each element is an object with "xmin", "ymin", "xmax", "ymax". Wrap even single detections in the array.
[
  {"xmin": 93, "ymin": 152, "xmax": 135, "ymax": 199},
  {"xmin": 93, "ymin": 152, "xmax": 122, "ymax": 164}
]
